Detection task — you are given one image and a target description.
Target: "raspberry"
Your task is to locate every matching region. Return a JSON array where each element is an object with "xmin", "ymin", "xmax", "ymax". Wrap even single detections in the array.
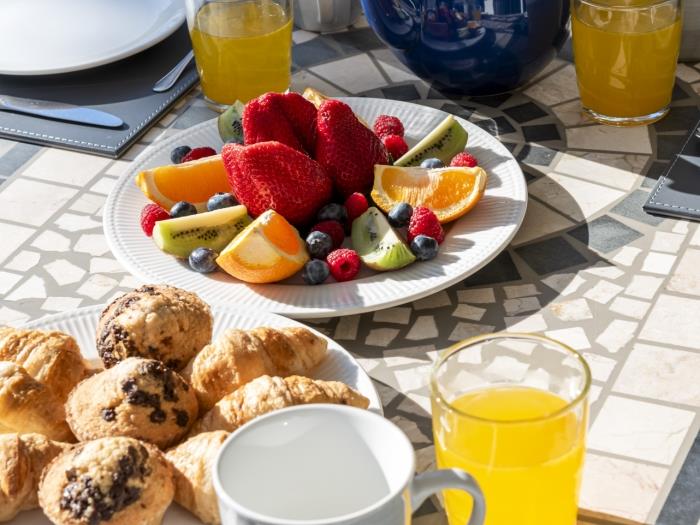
[
  {"xmin": 450, "ymin": 152, "xmax": 478, "ymax": 168},
  {"xmin": 311, "ymin": 220, "xmax": 345, "ymax": 249},
  {"xmin": 408, "ymin": 206, "xmax": 444, "ymax": 244},
  {"xmin": 327, "ymin": 249, "xmax": 361, "ymax": 282},
  {"xmin": 382, "ymin": 134, "xmax": 408, "ymax": 160},
  {"xmin": 181, "ymin": 146, "xmax": 217, "ymax": 163},
  {"xmin": 344, "ymin": 192, "xmax": 369, "ymax": 223},
  {"xmin": 373, "ymin": 115, "xmax": 405, "ymax": 139},
  {"xmin": 140, "ymin": 203, "xmax": 169, "ymax": 237}
]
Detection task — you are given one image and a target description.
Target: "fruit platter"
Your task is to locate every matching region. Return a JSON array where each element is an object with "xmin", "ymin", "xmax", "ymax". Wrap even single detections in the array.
[{"xmin": 104, "ymin": 92, "xmax": 527, "ymax": 318}]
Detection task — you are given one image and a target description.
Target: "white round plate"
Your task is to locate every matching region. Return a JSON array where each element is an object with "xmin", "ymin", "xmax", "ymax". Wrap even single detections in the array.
[
  {"xmin": 17, "ymin": 304, "xmax": 381, "ymax": 525},
  {"xmin": 104, "ymin": 98, "xmax": 528, "ymax": 318},
  {"xmin": 0, "ymin": 0, "xmax": 185, "ymax": 75}
]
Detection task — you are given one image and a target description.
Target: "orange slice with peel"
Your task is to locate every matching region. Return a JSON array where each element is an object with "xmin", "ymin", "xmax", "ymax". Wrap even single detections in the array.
[
  {"xmin": 371, "ymin": 165, "xmax": 487, "ymax": 223},
  {"xmin": 216, "ymin": 210, "xmax": 309, "ymax": 284},
  {"xmin": 135, "ymin": 154, "xmax": 230, "ymax": 212}
]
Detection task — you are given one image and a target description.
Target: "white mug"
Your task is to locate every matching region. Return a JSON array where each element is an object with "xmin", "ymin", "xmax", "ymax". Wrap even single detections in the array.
[
  {"xmin": 213, "ymin": 404, "xmax": 485, "ymax": 525},
  {"xmin": 293, "ymin": 0, "xmax": 363, "ymax": 33}
]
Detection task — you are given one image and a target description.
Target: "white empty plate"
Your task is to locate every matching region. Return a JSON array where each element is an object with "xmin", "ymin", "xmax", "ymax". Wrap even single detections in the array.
[{"xmin": 0, "ymin": 0, "xmax": 186, "ymax": 75}]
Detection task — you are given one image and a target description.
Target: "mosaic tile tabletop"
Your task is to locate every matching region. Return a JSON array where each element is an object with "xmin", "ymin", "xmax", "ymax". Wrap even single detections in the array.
[{"xmin": 1, "ymin": 21, "xmax": 700, "ymax": 525}]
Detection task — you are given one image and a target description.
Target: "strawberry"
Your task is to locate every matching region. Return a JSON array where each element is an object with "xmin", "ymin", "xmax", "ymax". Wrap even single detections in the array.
[
  {"xmin": 316, "ymin": 99, "xmax": 389, "ymax": 199},
  {"xmin": 140, "ymin": 203, "xmax": 169, "ymax": 237},
  {"xmin": 373, "ymin": 115, "xmax": 404, "ymax": 139},
  {"xmin": 408, "ymin": 206, "xmax": 444, "ymax": 244},
  {"xmin": 181, "ymin": 146, "xmax": 216, "ymax": 163},
  {"xmin": 242, "ymin": 92, "xmax": 317, "ymax": 154},
  {"xmin": 222, "ymin": 141, "xmax": 332, "ymax": 227}
]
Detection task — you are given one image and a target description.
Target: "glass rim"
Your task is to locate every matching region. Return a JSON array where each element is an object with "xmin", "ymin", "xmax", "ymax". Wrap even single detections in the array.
[
  {"xmin": 430, "ymin": 332, "xmax": 592, "ymax": 426},
  {"xmin": 574, "ymin": 0, "xmax": 679, "ymax": 12}
]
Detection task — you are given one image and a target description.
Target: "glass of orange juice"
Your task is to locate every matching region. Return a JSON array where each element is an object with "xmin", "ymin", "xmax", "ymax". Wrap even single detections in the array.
[
  {"xmin": 571, "ymin": 0, "xmax": 682, "ymax": 126},
  {"xmin": 431, "ymin": 333, "xmax": 591, "ymax": 525},
  {"xmin": 185, "ymin": 0, "xmax": 293, "ymax": 110}
]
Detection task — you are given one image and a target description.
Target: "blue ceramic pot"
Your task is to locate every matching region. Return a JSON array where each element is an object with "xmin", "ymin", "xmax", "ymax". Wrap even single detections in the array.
[{"xmin": 361, "ymin": 0, "xmax": 570, "ymax": 95}]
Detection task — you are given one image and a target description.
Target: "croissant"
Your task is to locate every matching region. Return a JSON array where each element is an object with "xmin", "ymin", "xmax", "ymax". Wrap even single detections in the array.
[
  {"xmin": 0, "ymin": 327, "xmax": 87, "ymax": 402},
  {"xmin": 191, "ymin": 375, "xmax": 369, "ymax": 435},
  {"xmin": 165, "ymin": 431, "xmax": 228, "ymax": 525},
  {"xmin": 182, "ymin": 327, "xmax": 328, "ymax": 412},
  {"xmin": 0, "ymin": 362, "xmax": 74, "ymax": 442},
  {"xmin": 0, "ymin": 433, "xmax": 71, "ymax": 522}
]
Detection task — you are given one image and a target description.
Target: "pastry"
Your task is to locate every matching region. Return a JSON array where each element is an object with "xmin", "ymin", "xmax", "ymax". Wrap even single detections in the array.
[
  {"xmin": 191, "ymin": 375, "xmax": 369, "ymax": 435},
  {"xmin": 38, "ymin": 436, "xmax": 174, "ymax": 525},
  {"xmin": 165, "ymin": 431, "xmax": 228, "ymax": 525},
  {"xmin": 95, "ymin": 284, "xmax": 212, "ymax": 370},
  {"xmin": 66, "ymin": 357, "xmax": 198, "ymax": 449},
  {"xmin": 183, "ymin": 326, "xmax": 328, "ymax": 411},
  {"xmin": 0, "ymin": 433, "xmax": 71, "ymax": 522},
  {"xmin": 0, "ymin": 362, "xmax": 74, "ymax": 442},
  {"xmin": 0, "ymin": 327, "xmax": 87, "ymax": 402}
]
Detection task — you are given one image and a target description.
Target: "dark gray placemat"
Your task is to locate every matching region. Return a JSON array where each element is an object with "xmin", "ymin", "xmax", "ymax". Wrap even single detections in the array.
[{"xmin": 0, "ymin": 24, "xmax": 198, "ymax": 158}]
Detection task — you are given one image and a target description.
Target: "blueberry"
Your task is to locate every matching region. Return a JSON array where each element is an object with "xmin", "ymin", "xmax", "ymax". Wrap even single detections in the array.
[
  {"xmin": 410, "ymin": 235, "xmax": 439, "ymax": 261},
  {"xmin": 189, "ymin": 247, "xmax": 218, "ymax": 273},
  {"xmin": 305, "ymin": 231, "xmax": 333, "ymax": 260},
  {"xmin": 170, "ymin": 201, "xmax": 197, "ymax": 218},
  {"xmin": 170, "ymin": 145, "xmax": 191, "ymax": 164},
  {"xmin": 388, "ymin": 203, "xmax": 413, "ymax": 228},
  {"xmin": 302, "ymin": 259, "xmax": 330, "ymax": 285},
  {"xmin": 420, "ymin": 157, "xmax": 444, "ymax": 169},
  {"xmin": 317, "ymin": 203, "xmax": 348, "ymax": 224},
  {"xmin": 207, "ymin": 192, "xmax": 237, "ymax": 211}
]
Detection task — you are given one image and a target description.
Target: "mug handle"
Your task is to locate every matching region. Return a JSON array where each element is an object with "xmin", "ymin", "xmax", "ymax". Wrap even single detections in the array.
[{"xmin": 411, "ymin": 469, "xmax": 485, "ymax": 525}]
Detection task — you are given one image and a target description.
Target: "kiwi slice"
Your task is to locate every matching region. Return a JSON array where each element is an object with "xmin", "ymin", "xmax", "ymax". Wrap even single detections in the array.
[
  {"xmin": 394, "ymin": 115, "xmax": 468, "ymax": 167},
  {"xmin": 153, "ymin": 205, "xmax": 250, "ymax": 258},
  {"xmin": 217, "ymin": 101, "xmax": 245, "ymax": 143},
  {"xmin": 351, "ymin": 207, "xmax": 415, "ymax": 271}
]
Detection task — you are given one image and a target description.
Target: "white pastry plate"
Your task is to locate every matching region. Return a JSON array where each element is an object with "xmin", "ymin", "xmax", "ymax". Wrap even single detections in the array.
[
  {"xmin": 104, "ymin": 97, "xmax": 528, "ymax": 318},
  {"xmin": 0, "ymin": 0, "xmax": 185, "ymax": 75},
  {"xmin": 17, "ymin": 304, "xmax": 381, "ymax": 524}
]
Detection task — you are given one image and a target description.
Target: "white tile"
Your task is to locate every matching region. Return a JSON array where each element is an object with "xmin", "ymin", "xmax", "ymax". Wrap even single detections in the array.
[
  {"xmin": 609, "ymin": 296, "xmax": 651, "ymax": 320},
  {"xmin": 667, "ymin": 248, "xmax": 700, "ymax": 297},
  {"xmin": 550, "ymin": 99, "xmax": 593, "ymax": 127},
  {"xmin": 504, "ymin": 314, "xmax": 547, "ymax": 332},
  {"xmin": 291, "ymin": 70, "xmax": 348, "ymax": 97},
  {"xmin": 512, "ymin": 199, "xmax": 574, "ymax": 245},
  {"xmin": 75, "ymin": 274, "xmax": 118, "ymax": 300},
  {"xmin": 614, "ymin": 343, "xmax": 700, "ymax": 406},
  {"xmin": 503, "ymin": 284, "xmax": 539, "ymax": 299},
  {"xmin": 565, "ymin": 150, "xmax": 648, "ymax": 175},
  {"xmin": 596, "ymin": 319, "xmax": 637, "ymax": 353},
  {"xmin": 379, "ymin": 61, "xmax": 420, "ymax": 84},
  {"xmin": 41, "ymin": 296, "xmax": 83, "ymax": 312},
  {"xmin": 690, "ymin": 225, "xmax": 700, "ymax": 246},
  {"xmin": 582, "ymin": 264, "xmax": 624, "ymax": 280},
  {"xmin": 365, "ymin": 328, "xmax": 400, "ymax": 347},
  {"xmin": 334, "ymin": 315, "xmax": 359, "ymax": 340},
  {"xmin": 612, "ymin": 246, "xmax": 642, "ymax": 267},
  {"xmin": 105, "ymin": 160, "xmax": 131, "ymax": 177},
  {"xmin": 119, "ymin": 274, "xmax": 144, "ymax": 289},
  {"xmin": 583, "ymin": 280, "xmax": 624, "ymax": 304},
  {"xmin": 89, "ymin": 257, "xmax": 124, "ymax": 274},
  {"xmin": 549, "ymin": 298, "xmax": 593, "ymax": 322},
  {"xmin": 5, "ymin": 275, "xmax": 46, "ymax": 301},
  {"xmin": 0, "ymin": 307, "xmax": 30, "ymax": 325},
  {"xmin": 457, "ymin": 288, "xmax": 495, "ymax": 303},
  {"xmin": 566, "ymin": 125, "xmax": 653, "ymax": 154},
  {"xmin": 4, "ymin": 250, "xmax": 40, "ymax": 272},
  {"xmin": 452, "ymin": 304, "xmax": 486, "ymax": 321},
  {"xmin": 0, "ymin": 271, "xmax": 22, "ymax": 294},
  {"xmin": 528, "ymin": 173, "xmax": 625, "ymax": 222},
  {"xmin": 625, "ymin": 275, "xmax": 663, "ymax": 300},
  {"xmin": 0, "ymin": 138, "xmax": 15, "ymax": 157},
  {"xmin": 651, "ymin": 232, "xmax": 685, "ymax": 253},
  {"xmin": 55, "ymin": 213, "xmax": 102, "ymax": 233},
  {"xmin": 503, "ymin": 296, "xmax": 541, "ymax": 316},
  {"xmin": 30, "ymin": 230, "xmax": 70, "ymax": 252},
  {"xmin": 524, "ymin": 64, "xmax": 579, "ymax": 106},
  {"xmin": 554, "ymin": 153, "xmax": 639, "ymax": 191},
  {"xmin": 393, "ymin": 364, "xmax": 432, "ymax": 393},
  {"xmin": 581, "ymin": 352, "xmax": 617, "ymax": 382},
  {"xmin": 640, "ymin": 294, "xmax": 700, "ymax": 349},
  {"xmin": 73, "ymin": 234, "xmax": 109, "ymax": 256},
  {"xmin": 22, "ymin": 148, "xmax": 110, "ymax": 186},
  {"xmin": 311, "ymin": 54, "xmax": 387, "ymax": 94},
  {"xmin": 579, "ymin": 454, "xmax": 667, "ymax": 523},
  {"xmin": 0, "ymin": 223, "xmax": 34, "ymax": 264},
  {"xmin": 44, "ymin": 259, "xmax": 86, "ymax": 286},
  {"xmin": 373, "ymin": 307, "xmax": 412, "ymax": 324},
  {"xmin": 406, "ymin": 316, "xmax": 438, "ymax": 340},
  {"xmin": 0, "ymin": 179, "xmax": 77, "ymax": 227},
  {"xmin": 641, "ymin": 252, "xmax": 676, "ymax": 275},
  {"xmin": 413, "ymin": 291, "xmax": 451, "ymax": 310},
  {"xmin": 676, "ymin": 63, "xmax": 700, "ymax": 82},
  {"xmin": 672, "ymin": 220, "xmax": 689, "ymax": 234},
  {"xmin": 544, "ymin": 327, "xmax": 590, "ymax": 350},
  {"xmin": 541, "ymin": 273, "xmax": 586, "ymax": 296},
  {"xmin": 89, "ymin": 177, "xmax": 117, "ymax": 195},
  {"xmin": 449, "ymin": 322, "xmax": 495, "ymax": 342},
  {"xmin": 292, "ymin": 29, "xmax": 317, "ymax": 44},
  {"xmin": 588, "ymin": 396, "xmax": 694, "ymax": 464},
  {"xmin": 68, "ymin": 193, "xmax": 105, "ymax": 215}
]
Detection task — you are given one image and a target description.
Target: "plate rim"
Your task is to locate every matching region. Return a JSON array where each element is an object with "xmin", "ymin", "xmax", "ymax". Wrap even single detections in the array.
[
  {"xmin": 0, "ymin": 0, "xmax": 186, "ymax": 76},
  {"xmin": 103, "ymin": 97, "xmax": 528, "ymax": 318}
]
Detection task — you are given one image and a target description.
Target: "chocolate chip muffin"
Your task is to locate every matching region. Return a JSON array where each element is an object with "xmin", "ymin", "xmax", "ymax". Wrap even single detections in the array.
[
  {"xmin": 96, "ymin": 285, "xmax": 212, "ymax": 370},
  {"xmin": 66, "ymin": 357, "xmax": 198, "ymax": 449},
  {"xmin": 38, "ymin": 437, "xmax": 173, "ymax": 525}
]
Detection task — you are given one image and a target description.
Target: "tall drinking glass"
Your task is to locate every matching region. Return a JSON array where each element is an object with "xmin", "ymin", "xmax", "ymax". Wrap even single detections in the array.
[
  {"xmin": 431, "ymin": 333, "xmax": 591, "ymax": 525},
  {"xmin": 571, "ymin": 0, "xmax": 682, "ymax": 126},
  {"xmin": 185, "ymin": 0, "xmax": 293, "ymax": 110}
]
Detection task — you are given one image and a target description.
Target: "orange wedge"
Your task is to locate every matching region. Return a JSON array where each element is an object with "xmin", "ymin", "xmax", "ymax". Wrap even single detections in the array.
[
  {"xmin": 216, "ymin": 210, "xmax": 309, "ymax": 284},
  {"xmin": 371, "ymin": 165, "xmax": 487, "ymax": 223},
  {"xmin": 135, "ymin": 155, "xmax": 230, "ymax": 212}
]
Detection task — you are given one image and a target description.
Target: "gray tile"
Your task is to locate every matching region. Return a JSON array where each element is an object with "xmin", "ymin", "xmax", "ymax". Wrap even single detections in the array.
[
  {"xmin": 330, "ymin": 27, "xmax": 384, "ymax": 52},
  {"xmin": 474, "ymin": 116, "xmax": 516, "ymax": 136},
  {"xmin": 0, "ymin": 142, "xmax": 42, "ymax": 176},
  {"xmin": 568, "ymin": 215, "xmax": 643, "ymax": 254},
  {"xmin": 522, "ymin": 124, "xmax": 561, "ymax": 142},
  {"xmin": 441, "ymin": 103, "xmax": 473, "ymax": 120},
  {"xmin": 515, "ymin": 237, "xmax": 587, "ymax": 275},
  {"xmin": 672, "ymin": 82, "xmax": 690, "ymax": 101},
  {"xmin": 381, "ymin": 84, "xmax": 421, "ymax": 101},
  {"xmin": 643, "ymin": 161, "xmax": 670, "ymax": 188},
  {"xmin": 468, "ymin": 93, "xmax": 512, "ymax": 108},
  {"xmin": 657, "ymin": 134, "xmax": 688, "ymax": 161},
  {"xmin": 173, "ymin": 106, "xmax": 218, "ymax": 130},
  {"xmin": 656, "ymin": 434, "xmax": 700, "ymax": 525},
  {"xmin": 654, "ymin": 106, "xmax": 700, "ymax": 133},
  {"xmin": 517, "ymin": 144, "xmax": 557, "ymax": 166},
  {"xmin": 611, "ymin": 189, "xmax": 664, "ymax": 226},
  {"xmin": 503, "ymin": 102, "xmax": 548, "ymax": 123},
  {"xmin": 293, "ymin": 38, "xmax": 343, "ymax": 68},
  {"xmin": 464, "ymin": 250, "xmax": 521, "ymax": 286}
]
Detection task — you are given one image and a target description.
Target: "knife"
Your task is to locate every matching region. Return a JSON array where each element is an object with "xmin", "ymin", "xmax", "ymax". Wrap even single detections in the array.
[{"xmin": 0, "ymin": 95, "xmax": 124, "ymax": 129}]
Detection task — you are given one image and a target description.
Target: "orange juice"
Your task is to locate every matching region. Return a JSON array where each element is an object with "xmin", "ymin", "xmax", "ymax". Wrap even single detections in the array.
[
  {"xmin": 190, "ymin": 1, "xmax": 292, "ymax": 105},
  {"xmin": 433, "ymin": 386, "xmax": 587, "ymax": 525},
  {"xmin": 572, "ymin": 0, "xmax": 682, "ymax": 122}
]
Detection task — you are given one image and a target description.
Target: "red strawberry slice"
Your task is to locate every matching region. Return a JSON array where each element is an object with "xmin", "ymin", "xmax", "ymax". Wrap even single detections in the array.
[
  {"xmin": 222, "ymin": 141, "xmax": 332, "ymax": 227},
  {"xmin": 316, "ymin": 99, "xmax": 389, "ymax": 199},
  {"xmin": 242, "ymin": 92, "xmax": 317, "ymax": 155}
]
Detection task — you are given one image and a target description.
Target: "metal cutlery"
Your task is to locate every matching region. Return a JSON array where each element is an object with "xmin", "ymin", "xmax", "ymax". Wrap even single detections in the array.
[
  {"xmin": 153, "ymin": 50, "xmax": 195, "ymax": 93},
  {"xmin": 0, "ymin": 95, "xmax": 124, "ymax": 128}
]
